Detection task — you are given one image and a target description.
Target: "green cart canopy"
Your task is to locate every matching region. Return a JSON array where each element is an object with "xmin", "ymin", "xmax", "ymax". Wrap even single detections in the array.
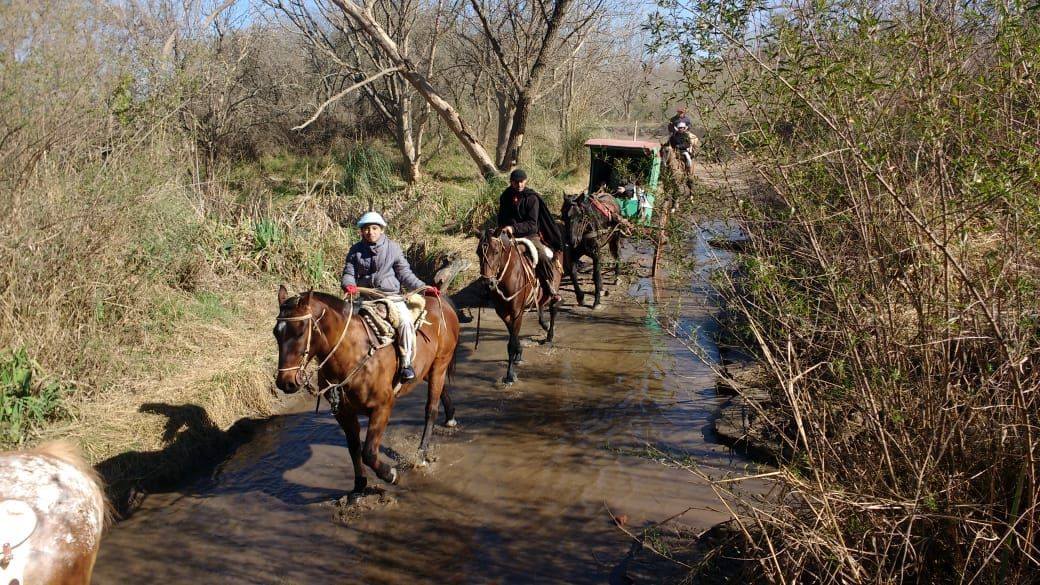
[{"xmin": 584, "ymin": 138, "xmax": 661, "ymax": 224}]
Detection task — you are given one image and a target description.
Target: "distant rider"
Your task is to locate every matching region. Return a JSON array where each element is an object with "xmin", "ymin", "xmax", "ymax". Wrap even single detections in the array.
[
  {"xmin": 497, "ymin": 169, "xmax": 565, "ymax": 303},
  {"xmin": 668, "ymin": 107, "xmax": 693, "ymax": 135},
  {"xmin": 669, "ymin": 122, "xmax": 694, "ymax": 152},
  {"xmin": 341, "ymin": 211, "xmax": 439, "ymax": 382}
]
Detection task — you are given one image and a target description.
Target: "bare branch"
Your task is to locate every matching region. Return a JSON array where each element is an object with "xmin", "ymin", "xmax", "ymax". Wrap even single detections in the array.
[{"xmin": 292, "ymin": 65, "xmax": 402, "ymax": 130}]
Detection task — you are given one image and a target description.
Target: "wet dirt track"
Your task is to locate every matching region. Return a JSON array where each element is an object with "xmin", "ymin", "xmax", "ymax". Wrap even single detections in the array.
[{"xmin": 93, "ymin": 233, "xmax": 758, "ymax": 584}]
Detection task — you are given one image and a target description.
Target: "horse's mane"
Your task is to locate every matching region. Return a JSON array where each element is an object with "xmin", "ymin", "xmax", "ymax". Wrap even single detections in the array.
[
  {"xmin": 284, "ymin": 290, "xmax": 454, "ymax": 318},
  {"xmin": 564, "ymin": 193, "xmax": 612, "ymax": 233},
  {"xmin": 281, "ymin": 291, "xmax": 346, "ymax": 313},
  {"xmin": 29, "ymin": 441, "xmax": 94, "ymax": 476},
  {"xmin": 306, "ymin": 290, "xmax": 348, "ymax": 309}
]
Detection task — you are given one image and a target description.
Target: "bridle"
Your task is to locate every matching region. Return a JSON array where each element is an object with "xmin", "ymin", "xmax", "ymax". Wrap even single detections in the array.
[
  {"xmin": 567, "ymin": 203, "xmax": 593, "ymax": 248},
  {"xmin": 479, "ymin": 235, "xmax": 537, "ymax": 305},
  {"xmin": 567, "ymin": 196, "xmax": 627, "ymax": 248},
  {"xmin": 276, "ymin": 302, "xmax": 352, "ymax": 390},
  {"xmin": 479, "ymin": 236, "xmax": 512, "ymax": 291}
]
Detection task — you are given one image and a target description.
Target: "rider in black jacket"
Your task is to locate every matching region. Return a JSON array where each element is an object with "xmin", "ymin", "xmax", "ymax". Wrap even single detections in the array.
[{"xmin": 497, "ymin": 169, "xmax": 563, "ymax": 303}]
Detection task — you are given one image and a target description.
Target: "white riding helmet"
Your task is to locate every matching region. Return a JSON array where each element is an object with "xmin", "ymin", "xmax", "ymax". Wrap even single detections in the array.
[{"xmin": 356, "ymin": 211, "xmax": 387, "ymax": 228}]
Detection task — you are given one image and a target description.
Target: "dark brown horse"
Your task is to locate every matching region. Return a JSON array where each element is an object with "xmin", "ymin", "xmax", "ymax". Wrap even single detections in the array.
[
  {"xmin": 274, "ymin": 287, "xmax": 460, "ymax": 492},
  {"xmin": 562, "ymin": 192, "xmax": 624, "ymax": 309},
  {"xmin": 0, "ymin": 442, "xmax": 108, "ymax": 585},
  {"xmin": 476, "ymin": 230, "xmax": 561, "ymax": 384}
]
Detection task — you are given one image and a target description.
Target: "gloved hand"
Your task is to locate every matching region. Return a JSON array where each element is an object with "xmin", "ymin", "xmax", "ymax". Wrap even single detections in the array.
[
  {"xmin": 424, "ymin": 286, "xmax": 441, "ymax": 297},
  {"xmin": 344, "ymin": 284, "xmax": 358, "ymax": 296}
]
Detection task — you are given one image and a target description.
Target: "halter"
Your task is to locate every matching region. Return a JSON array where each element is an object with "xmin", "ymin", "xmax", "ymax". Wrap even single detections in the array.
[
  {"xmin": 0, "ymin": 499, "xmax": 36, "ymax": 570},
  {"xmin": 479, "ymin": 237, "xmax": 513, "ymax": 290},
  {"xmin": 276, "ymin": 308, "xmax": 326, "ymax": 375}
]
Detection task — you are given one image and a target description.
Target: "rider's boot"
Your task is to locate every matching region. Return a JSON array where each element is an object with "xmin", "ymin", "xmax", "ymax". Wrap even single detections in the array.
[
  {"xmin": 400, "ymin": 365, "xmax": 416, "ymax": 382},
  {"xmin": 537, "ymin": 259, "xmax": 561, "ymax": 304}
]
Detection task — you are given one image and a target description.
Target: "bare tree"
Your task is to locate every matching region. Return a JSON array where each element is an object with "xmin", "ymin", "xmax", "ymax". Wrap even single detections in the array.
[
  {"xmin": 270, "ymin": 0, "xmax": 459, "ymax": 183},
  {"xmin": 462, "ymin": 0, "xmax": 606, "ymax": 169},
  {"xmin": 268, "ymin": 0, "xmax": 497, "ymax": 177}
]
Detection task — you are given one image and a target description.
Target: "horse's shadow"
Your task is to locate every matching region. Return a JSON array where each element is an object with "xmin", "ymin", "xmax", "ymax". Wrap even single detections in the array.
[{"xmin": 94, "ymin": 402, "xmax": 345, "ymax": 518}]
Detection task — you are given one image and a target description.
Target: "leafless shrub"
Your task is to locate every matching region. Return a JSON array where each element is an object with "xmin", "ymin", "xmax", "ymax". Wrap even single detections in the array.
[{"xmin": 655, "ymin": 0, "xmax": 1040, "ymax": 582}]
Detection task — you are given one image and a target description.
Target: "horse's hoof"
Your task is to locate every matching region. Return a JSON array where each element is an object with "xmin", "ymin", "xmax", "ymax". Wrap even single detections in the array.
[
  {"xmin": 388, "ymin": 467, "xmax": 399, "ymax": 485},
  {"xmin": 592, "ymin": 303, "xmax": 604, "ymax": 311},
  {"xmin": 444, "ymin": 418, "xmax": 458, "ymax": 428},
  {"xmin": 416, "ymin": 459, "xmax": 429, "ymax": 468},
  {"xmin": 503, "ymin": 375, "xmax": 517, "ymax": 384}
]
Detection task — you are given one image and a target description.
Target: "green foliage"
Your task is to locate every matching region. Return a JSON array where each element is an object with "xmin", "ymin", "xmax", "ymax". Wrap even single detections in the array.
[
  {"xmin": 304, "ymin": 248, "xmax": 329, "ymax": 287},
  {"xmin": 339, "ymin": 144, "xmax": 399, "ymax": 199},
  {"xmin": 252, "ymin": 218, "xmax": 282, "ymax": 253},
  {"xmin": 0, "ymin": 348, "xmax": 66, "ymax": 446}
]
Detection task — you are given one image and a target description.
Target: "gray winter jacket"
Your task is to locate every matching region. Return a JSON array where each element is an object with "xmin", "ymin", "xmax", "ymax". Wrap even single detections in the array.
[{"xmin": 341, "ymin": 236, "xmax": 425, "ymax": 293}]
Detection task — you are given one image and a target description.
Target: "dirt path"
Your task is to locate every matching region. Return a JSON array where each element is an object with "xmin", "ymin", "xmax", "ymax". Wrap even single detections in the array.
[{"xmin": 91, "ymin": 232, "xmax": 762, "ymax": 584}]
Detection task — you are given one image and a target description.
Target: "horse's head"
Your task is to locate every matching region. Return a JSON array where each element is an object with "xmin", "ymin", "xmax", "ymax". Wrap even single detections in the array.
[
  {"xmin": 561, "ymin": 193, "xmax": 586, "ymax": 249},
  {"xmin": 477, "ymin": 228, "xmax": 512, "ymax": 292},
  {"xmin": 273, "ymin": 285, "xmax": 321, "ymax": 394}
]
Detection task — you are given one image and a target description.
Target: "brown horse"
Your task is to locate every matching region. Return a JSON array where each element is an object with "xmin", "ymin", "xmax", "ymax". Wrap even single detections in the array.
[
  {"xmin": 274, "ymin": 287, "xmax": 460, "ymax": 493},
  {"xmin": 476, "ymin": 230, "xmax": 562, "ymax": 384},
  {"xmin": 1, "ymin": 442, "xmax": 108, "ymax": 585}
]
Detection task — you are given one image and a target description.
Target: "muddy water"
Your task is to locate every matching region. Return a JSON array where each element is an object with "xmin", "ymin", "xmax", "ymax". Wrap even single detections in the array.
[{"xmin": 93, "ymin": 230, "xmax": 757, "ymax": 584}]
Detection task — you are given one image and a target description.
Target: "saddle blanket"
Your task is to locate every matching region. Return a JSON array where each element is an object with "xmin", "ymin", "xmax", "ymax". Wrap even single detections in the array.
[
  {"xmin": 357, "ymin": 294, "xmax": 427, "ymax": 347},
  {"xmin": 514, "ymin": 237, "xmax": 552, "ymax": 266}
]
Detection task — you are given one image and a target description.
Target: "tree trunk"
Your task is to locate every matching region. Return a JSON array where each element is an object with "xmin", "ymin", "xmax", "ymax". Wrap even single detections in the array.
[
  {"xmin": 397, "ymin": 91, "xmax": 420, "ymax": 183},
  {"xmin": 331, "ymin": 0, "xmax": 499, "ymax": 178},
  {"xmin": 495, "ymin": 91, "xmax": 515, "ymax": 168},
  {"xmin": 502, "ymin": 91, "xmax": 530, "ymax": 170}
]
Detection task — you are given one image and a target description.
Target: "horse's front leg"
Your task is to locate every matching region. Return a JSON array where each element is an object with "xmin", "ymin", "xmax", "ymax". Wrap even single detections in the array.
[
  {"xmin": 567, "ymin": 248, "xmax": 585, "ymax": 307},
  {"xmin": 545, "ymin": 297, "xmax": 558, "ymax": 344},
  {"xmin": 592, "ymin": 251, "xmax": 604, "ymax": 310},
  {"xmin": 537, "ymin": 302, "xmax": 549, "ymax": 332},
  {"xmin": 504, "ymin": 313, "xmax": 522, "ymax": 384},
  {"xmin": 361, "ymin": 402, "xmax": 399, "ymax": 485},
  {"xmin": 333, "ymin": 404, "xmax": 367, "ymax": 494}
]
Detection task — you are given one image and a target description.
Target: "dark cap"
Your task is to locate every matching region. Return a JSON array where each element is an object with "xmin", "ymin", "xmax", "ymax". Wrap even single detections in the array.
[{"xmin": 509, "ymin": 169, "xmax": 528, "ymax": 182}]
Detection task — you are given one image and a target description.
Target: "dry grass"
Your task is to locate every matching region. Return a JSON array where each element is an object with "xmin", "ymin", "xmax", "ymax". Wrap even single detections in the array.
[{"xmin": 47, "ymin": 287, "xmax": 281, "ymax": 464}]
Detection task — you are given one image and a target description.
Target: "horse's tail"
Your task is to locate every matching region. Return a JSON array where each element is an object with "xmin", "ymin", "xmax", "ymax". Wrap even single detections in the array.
[
  {"xmin": 30, "ymin": 441, "xmax": 113, "ymax": 527},
  {"xmin": 447, "ymin": 343, "xmax": 458, "ymax": 385}
]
